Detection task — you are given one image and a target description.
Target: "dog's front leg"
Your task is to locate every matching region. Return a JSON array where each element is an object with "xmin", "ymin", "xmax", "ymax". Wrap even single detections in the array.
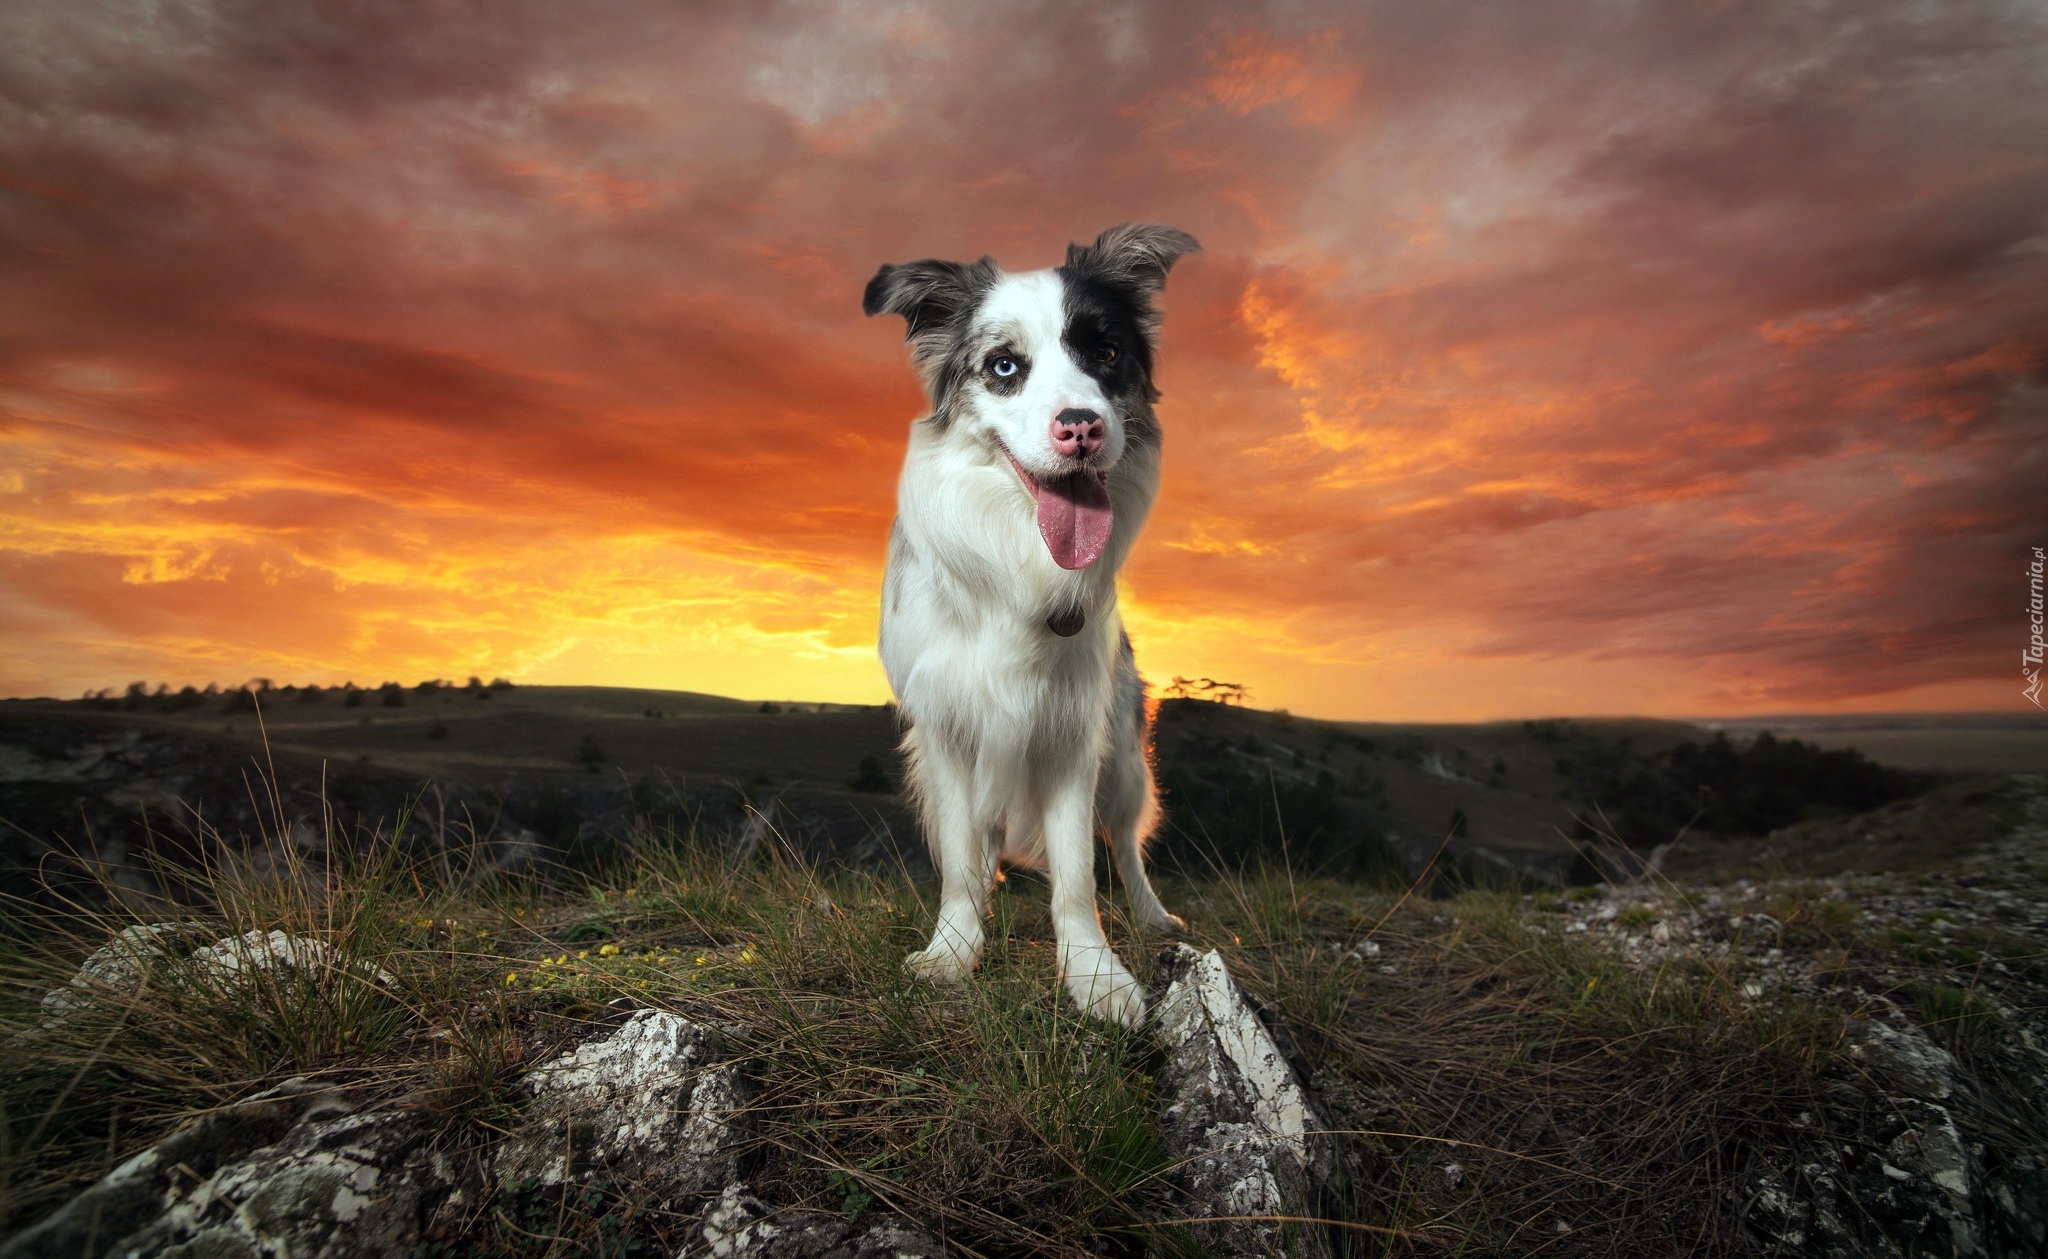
[
  {"xmin": 1045, "ymin": 776, "xmax": 1145, "ymax": 1029},
  {"xmin": 905, "ymin": 746, "xmax": 995, "ymax": 983}
]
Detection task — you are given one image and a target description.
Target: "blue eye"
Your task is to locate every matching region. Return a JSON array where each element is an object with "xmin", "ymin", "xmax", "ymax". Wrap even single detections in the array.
[{"xmin": 990, "ymin": 356, "xmax": 1018, "ymax": 378}]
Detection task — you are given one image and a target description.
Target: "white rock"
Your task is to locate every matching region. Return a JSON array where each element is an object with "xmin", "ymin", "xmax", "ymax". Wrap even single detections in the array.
[
  {"xmin": 186, "ymin": 929, "xmax": 397, "ymax": 989},
  {"xmin": 38, "ymin": 921, "xmax": 201, "ymax": 1019},
  {"xmin": 0, "ymin": 1079, "xmax": 442, "ymax": 1259},
  {"xmin": 1150, "ymin": 944, "xmax": 1337, "ymax": 1257},
  {"xmin": 693, "ymin": 1181, "xmax": 947, "ymax": 1258},
  {"xmin": 1849, "ymin": 1018, "xmax": 1957, "ymax": 1101},
  {"xmin": 496, "ymin": 1009, "xmax": 748, "ymax": 1196}
]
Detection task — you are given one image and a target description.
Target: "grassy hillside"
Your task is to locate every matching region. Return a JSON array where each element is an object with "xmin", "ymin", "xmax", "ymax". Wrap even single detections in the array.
[
  {"xmin": 4, "ymin": 773, "xmax": 2044, "ymax": 1256},
  {"xmin": 3, "ymin": 684, "xmax": 1985, "ymax": 907},
  {"xmin": 2, "ymin": 689, "xmax": 2044, "ymax": 1254}
]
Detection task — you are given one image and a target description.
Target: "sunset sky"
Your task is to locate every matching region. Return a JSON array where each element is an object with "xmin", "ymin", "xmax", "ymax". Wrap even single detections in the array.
[{"xmin": 2, "ymin": 1, "xmax": 2042, "ymax": 720}]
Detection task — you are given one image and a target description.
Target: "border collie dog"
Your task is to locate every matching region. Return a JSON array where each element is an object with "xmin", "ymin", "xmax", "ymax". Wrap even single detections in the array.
[{"xmin": 864, "ymin": 223, "xmax": 1199, "ymax": 1028}]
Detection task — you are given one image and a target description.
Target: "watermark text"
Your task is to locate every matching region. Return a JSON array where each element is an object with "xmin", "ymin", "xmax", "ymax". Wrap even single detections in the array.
[{"xmin": 2027, "ymin": 545, "xmax": 2044, "ymax": 708}]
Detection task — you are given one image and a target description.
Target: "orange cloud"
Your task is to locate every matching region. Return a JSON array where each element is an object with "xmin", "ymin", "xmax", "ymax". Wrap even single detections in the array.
[
  {"xmin": 0, "ymin": 3, "xmax": 2038, "ymax": 719},
  {"xmin": 1202, "ymin": 30, "xmax": 1363, "ymax": 127}
]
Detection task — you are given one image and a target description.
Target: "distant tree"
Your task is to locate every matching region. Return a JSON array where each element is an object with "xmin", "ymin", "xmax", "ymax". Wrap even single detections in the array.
[
  {"xmin": 379, "ymin": 682, "xmax": 406, "ymax": 707},
  {"xmin": 848, "ymin": 755, "xmax": 894, "ymax": 793},
  {"xmin": 343, "ymin": 685, "xmax": 364, "ymax": 708},
  {"xmin": 489, "ymin": 677, "xmax": 514, "ymax": 690},
  {"xmin": 121, "ymin": 681, "xmax": 150, "ymax": 710},
  {"xmin": 298, "ymin": 684, "xmax": 324, "ymax": 703},
  {"xmin": 575, "ymin": 734, "xmax": 606, "ymax": 770},
  {"xmin": 1554, "ymin": 728, "xmax": 1928, "ymax": 847},
  {"xmin": 1162, "ymin": 676, "xmax": 1251, "ymax": 706},
  {"xmin": 222, "ymin": 687, "xmax": 257, "ymax": 714}
]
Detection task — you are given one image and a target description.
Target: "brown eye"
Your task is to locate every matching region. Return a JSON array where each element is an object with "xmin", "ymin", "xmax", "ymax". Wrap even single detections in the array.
[{"xmin": 1096, "ymin": 343, "xmax": 1119, "ymax": 364}]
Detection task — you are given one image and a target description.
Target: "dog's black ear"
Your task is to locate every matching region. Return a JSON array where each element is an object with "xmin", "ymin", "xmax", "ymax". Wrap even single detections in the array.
[
  {"xmin": 862, "ymin": 257, "xmax": 995, "ymax": 341},
  {"xmin": 1064, "ymin": 223, "xmax": 1201, "ymax": 296}
]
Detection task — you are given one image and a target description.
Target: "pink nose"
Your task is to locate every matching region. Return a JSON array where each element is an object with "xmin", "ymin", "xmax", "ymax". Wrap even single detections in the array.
[{"xmin": 1050, "ymin": 408, "xmax": 1105, "ymax": 459}]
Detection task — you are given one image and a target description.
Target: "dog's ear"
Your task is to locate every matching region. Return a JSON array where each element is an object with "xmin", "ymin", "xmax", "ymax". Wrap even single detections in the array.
[
  {"xmin": 1064, "ymin": 223, "xmax": 1201, "ymax": 296},
  {"xmin": 863, "ymin": 257, "xmax": 995, "ymax": 341}
]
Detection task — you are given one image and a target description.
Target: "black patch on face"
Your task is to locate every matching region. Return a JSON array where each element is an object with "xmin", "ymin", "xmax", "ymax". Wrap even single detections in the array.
[
  {"xmin": 1056, "ymin": 269, "xmax": 1157, "ymax": 405},
  {"xmin": 1056, "ymin": 223, "xmax": 1199, "ymax": 417}
]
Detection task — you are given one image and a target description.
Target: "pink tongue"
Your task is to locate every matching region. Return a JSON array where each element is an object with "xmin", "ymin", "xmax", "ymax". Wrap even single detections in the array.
[{"xmin": 1035, "ymin": 471, "xmax": 1113, "ymax": 569}]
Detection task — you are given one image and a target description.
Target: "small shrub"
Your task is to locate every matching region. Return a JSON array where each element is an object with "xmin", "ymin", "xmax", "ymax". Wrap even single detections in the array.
[
  {"xmin": 575, "ymin": 734, "xmax": 606, "ymax": 769},
  {"xmin": 848, "ymin": 756, "xmax": 893, "ymax": 793},
  {"xmin": 1906, "ymin": 981, "xmax": 2004, "ymax": 1058},
  {"xmin": 1615, "ymin": 905, "xmax": 1659, "ymax": 930}
]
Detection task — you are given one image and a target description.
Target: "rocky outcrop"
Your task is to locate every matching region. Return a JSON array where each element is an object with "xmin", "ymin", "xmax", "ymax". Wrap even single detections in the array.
[
  {"xmin": 1523, "ymin": 777, "xmax": 2048, "ymax": 1257},
  {"xmin": 182, "ymin": 929, "xmax": 397, "ymax": 991},
  {"xmin": 0, "ymin": 1079, "xmax": 439, "ymax": 1259},
  {"xmin": 695, "ymin": 1183, "xmax": 948, "ymax": 1259},
  {"xmin": 17, "ymin": 923, "xmax": 391, "ymax": 1046},
  {"xmin": 1150, "ymin": 944, "xmax": 1340, "ymax": 1258},
  {"xmin": 494, "ymin": 1009, "xmax": 750, "ymax": 1197},
  {"xmin": 1740, "ymin": 1009, "xmax": 2047, "ymax": 1259},
  {"xmin": 2, "ymin": 1007, "xmax": 758, "ymax": 1259},
  {"xmin": 34, "ymin": 920, "xmax": 203, "ymax": 1020}
]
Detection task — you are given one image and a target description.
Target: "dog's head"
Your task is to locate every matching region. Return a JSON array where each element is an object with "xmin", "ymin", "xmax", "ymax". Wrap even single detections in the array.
[{"xmin": 863, "ymin": 223, "xmax": 1199, "ymax": 569}]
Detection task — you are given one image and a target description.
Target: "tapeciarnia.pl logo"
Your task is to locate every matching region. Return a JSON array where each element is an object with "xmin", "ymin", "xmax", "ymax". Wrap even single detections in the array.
[{"xmin": 2027, "ymin": 545, "xmax": 2045, "ymax": 709}]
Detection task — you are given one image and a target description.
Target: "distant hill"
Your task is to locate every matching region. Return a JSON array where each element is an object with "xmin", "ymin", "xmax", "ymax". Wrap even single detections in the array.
[
  {"xmin": 1703, "ymin": 711, "xmax": 2048, "ymax": 775},
  {"xmin": 6, "ymin": 683, "xmax": 2022, "ymax": 906}
]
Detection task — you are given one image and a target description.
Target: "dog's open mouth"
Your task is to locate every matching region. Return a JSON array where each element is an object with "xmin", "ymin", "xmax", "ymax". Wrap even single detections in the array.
[{"xmin": 1003, "ymin": 450, "xmax": 1111, "ymax": 570}]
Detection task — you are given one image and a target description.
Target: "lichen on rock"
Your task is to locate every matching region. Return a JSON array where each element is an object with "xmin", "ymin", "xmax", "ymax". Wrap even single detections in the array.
[
  {"xmin": 494, "ymin": 1008, "xmax": 750, "ymax": 1197},
  {"xmin": 34, "ymin": 920, "xmax": 204, "ymax": 1021},
  {"xmin": 0, "ymin": 1079, "xmax": 440, "ymax": 1259},
  {"xmin": 696, "ymin": 1182, "xmax": 949, "ymax": 1259},
  {"xmin": 1149, "ymin": 943, "xmax": 1339, "ymax": 1257}
]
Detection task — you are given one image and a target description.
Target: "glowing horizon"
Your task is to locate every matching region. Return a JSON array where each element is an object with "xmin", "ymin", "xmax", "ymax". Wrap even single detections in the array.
[{"xmin": 2, "ymin": 3, "xmax": 2041, "ymax": 722}]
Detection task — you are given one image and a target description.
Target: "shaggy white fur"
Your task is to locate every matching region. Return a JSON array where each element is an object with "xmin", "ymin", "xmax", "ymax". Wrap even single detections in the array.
[{"xmin": 864, "ymin": 224, "xmax": 1198, "ymax": 1027}]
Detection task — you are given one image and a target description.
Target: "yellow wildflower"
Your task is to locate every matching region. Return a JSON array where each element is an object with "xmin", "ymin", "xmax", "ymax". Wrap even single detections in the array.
[
  {"xmin": 504, "ymin": 973, "xmax": 517, "ymax": 986},
  {"xmin": 599, "ymin": 944, "xmax": 621, "ymax": 957}
]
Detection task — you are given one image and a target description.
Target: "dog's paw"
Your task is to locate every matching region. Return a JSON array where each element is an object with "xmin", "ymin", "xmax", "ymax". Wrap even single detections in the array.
[
  {"xmin": 1137, "ymin": 909, "xmax": 1187, "ymax": 935},
  {"xmin": 1065, "ymin": 956, "xmax": 1146, "ymax": 1030},
  {"xmin": 904, "ymin": 944, "xmax": 975, "ymax": 985}
]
